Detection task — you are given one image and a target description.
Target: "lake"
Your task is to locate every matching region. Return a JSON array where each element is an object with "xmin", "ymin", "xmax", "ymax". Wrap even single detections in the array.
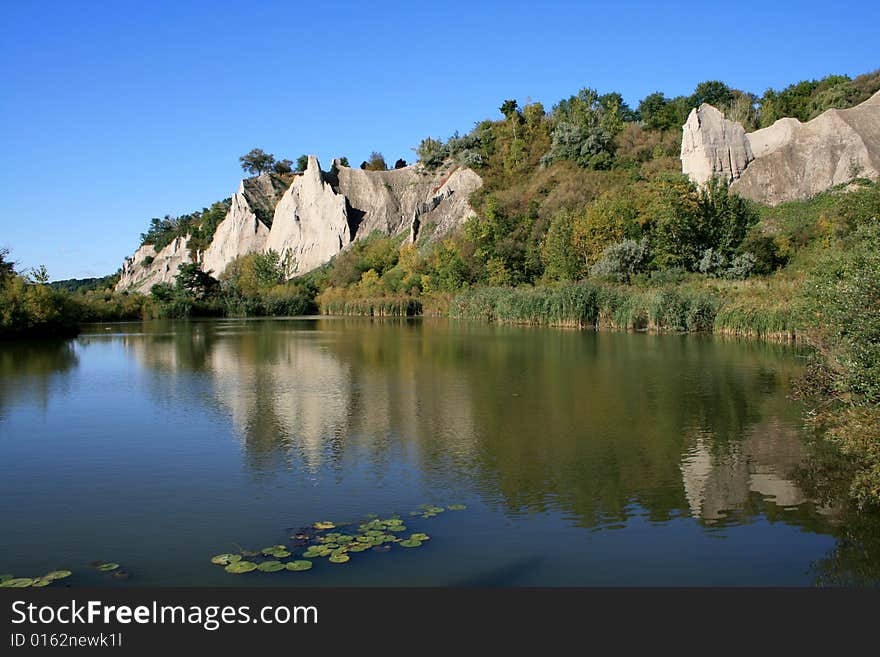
[{"xmin": 1, "ymin": 317, "xmax": 877, "ymax": 586}]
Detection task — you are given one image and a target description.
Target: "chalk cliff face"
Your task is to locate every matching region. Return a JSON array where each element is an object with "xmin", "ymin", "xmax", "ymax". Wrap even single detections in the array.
[
  {"xmin": 116, "ymin": 158, "xmax": 481, "ymax": 291},
  {"xmin": 682, "ymin": 90, "xmax": 880, "ymax": 204},
  {"xmin": 117, "ymin": 236, "xmax": 194, "ymax": 293},
  {"xmin": 265, "ymin": 155, "xmax": 351, "ymax": 274},
  {"xmin": 201, "ymin": 173, "xmax": 288, "ymax": 277}
]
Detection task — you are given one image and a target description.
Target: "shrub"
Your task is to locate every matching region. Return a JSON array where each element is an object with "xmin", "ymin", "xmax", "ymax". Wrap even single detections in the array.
[{"xmin": 590, "ymin": 239, "xmax": 650, "ymax": 283}]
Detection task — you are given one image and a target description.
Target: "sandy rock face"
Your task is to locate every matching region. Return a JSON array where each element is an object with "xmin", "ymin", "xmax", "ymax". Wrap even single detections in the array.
[
  {"xmin": 681, "ymin": 103, "xmax": 754, "ymax": 186},
  {"xmin": 116, "ymin": 156, "xmax": 482, "ymax": 289},
  {"xmin": 682, "ymin": 90, "xmax": 880, "ymax": 204},
  {"xmin": 116, "ymin": 235, "xmax": 195, "ymax": 294},
  {"xmin": 265, "ymin": 155, "xmax": 351, "ymax": 275},
  {"xmin": 201, "ymin": 183, "xmax": 270, "ymax": 278}
]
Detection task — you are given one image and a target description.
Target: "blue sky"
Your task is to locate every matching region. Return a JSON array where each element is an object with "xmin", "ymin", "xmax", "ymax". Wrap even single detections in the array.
[{"xmin": 1, "ymin": 0, "xmax": 878, "ymax": 280}]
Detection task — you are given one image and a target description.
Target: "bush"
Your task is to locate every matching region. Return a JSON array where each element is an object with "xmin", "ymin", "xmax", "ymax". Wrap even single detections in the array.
[{"xmin": 590, "ymin": 239, "xmax": 650, "ymax": 283}]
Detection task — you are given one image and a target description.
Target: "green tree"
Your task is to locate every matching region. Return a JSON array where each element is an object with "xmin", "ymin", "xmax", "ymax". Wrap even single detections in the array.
[
  {"xmin": 363, "ymin": 152, "xmax": 388, "ymax": 171},
  {"xmin": 541, "ymin": 212, "xmax": 580, "ymax": 281},
  {"xmin": 0, "ymin": 248, "xmax": 15, "ymax": 281},
  {"xmin": 273, "ymin": 159, "xmax": 293, "ymax": 174},
  {"xmin": 296, "ymin": 154, "xmax": 310, "ymax": 172},
  {"xmin": 30, "ymin": 265, "xmax": 50, "ymax": 285},
  {"xmin": 175, "ymin": 263, "xmax": 218, "ymax": 300},
  {"xmin": 690, "ymin": 80, "xmax": 734, "ymax": 108},
  {"xmin": 239, "ymin": 149, "xmax": 276, "ymax": 176}
]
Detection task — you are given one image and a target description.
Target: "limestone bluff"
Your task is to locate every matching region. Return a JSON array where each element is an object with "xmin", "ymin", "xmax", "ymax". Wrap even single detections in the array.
[{"xmin": 116, "ymin": 156, "xmax": 482, "ymax": 293}]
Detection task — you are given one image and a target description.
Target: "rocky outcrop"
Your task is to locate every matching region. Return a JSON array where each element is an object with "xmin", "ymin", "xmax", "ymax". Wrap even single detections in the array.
[
  {"xmin": 682, "ymin": 90, "xmax": 880, "ymax": 204},
  {"xmin": 265, "ymin": 156, "xmax": 351, "ymax": 274},
  {"xmin": 681, "ymin": 104, "xmax": 754, "ymax": 186},
  {"xmin": 201, "ymin": 174, "xmax": 285, "ymax": 277},
  {"xmin": 116, "ymin": 156, "xmax": 482, "ymax": 290},
  {"xmin": 117, "ymin": 235, "xmax": 195, "ymax": 293}
]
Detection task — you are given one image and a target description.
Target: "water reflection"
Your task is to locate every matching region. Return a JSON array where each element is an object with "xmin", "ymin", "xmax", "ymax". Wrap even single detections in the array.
[
  {"xmin": 0, "ymin": 339, "xmax": 78, "ymax": 420},
  {"xmin": 5, "ymin": 318, "xmax": 875, "ymax": 585},
  {"xmin": 111, "ymin": 319, "xmax": 825, "ymax": 531}
]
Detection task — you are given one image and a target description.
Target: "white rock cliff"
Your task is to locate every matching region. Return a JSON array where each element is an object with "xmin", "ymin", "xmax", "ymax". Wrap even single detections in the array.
[
  {"xmin": 682, "ymin": 90, "xmax": 880, "ymax": 204},
  {"xmin": 116, "ymin": 157, "xmax": 482, "ymax": 292}
]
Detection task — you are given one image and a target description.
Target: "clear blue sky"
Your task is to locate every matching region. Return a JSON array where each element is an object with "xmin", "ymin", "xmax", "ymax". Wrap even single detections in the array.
[{"xmin": 2, "ymin": 0, "xmax": 878, "ymax": 280}]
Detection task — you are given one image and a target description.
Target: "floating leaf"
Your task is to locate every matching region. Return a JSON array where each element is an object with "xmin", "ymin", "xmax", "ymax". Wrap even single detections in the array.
[
  {"xmin": 348, "ymin": 543, "xmax": 371, "ymax": 552},
  {"xmin": 365, "ymin": 513, "xmax": 378, "ymax": 519},
  {"xmin": 225, "ymin": 561, "xmax": 257, "ymax": 574},
  {"xmin": 447, "ymin": 504, "xmax": 467, "ymax": 511},
  {"xmin": 292, "ymin": 534, "xmax": 310, "ymax": 541},
  {"xmin": 302, "ymin": 548, "xmax": 323, "ymax": 558},
  {"xmin": 97, "ymin": 563, "xmax": 119, "ymax": 572},
  {"xmin": 399, "ymin": 539, "xmax": 423, "ymax": 548},
  {"xmin": 211, "ymin": 554, "xmax": 241, "ymax": 566},
  {"xmin": 386, "ymin": 525, "xmax": 407, "ymax": 533},
  {"xmin": 257, "ymin": 561, "xmax": 285, "ymax": 573},
  {"xmin": 328, "ymin": 554, "xmax": 350, "ymax": 564},
  {"xmin": 43, "ymin": 570, "xmax": 72, "ymax": 580},
  {"xmin": 0, "ymin": 574, "xmax": 13, "ymax": 583},
  {"xmin": 0, "ymin": 578, "xmax": 34, "ymax": 588},
  {"xmin": 286, "ymin": 560, "xmax": 313, "ymax": 572},
  {"xmin": 240, "ymin": 549, "xmax": 260, "ymax": 557},
  {"xmin": 31, "ymin": 578, "xmax": 52, "ymax": 587},
  {"xmin": 313, "ymin": 521, "xmax": 335, "ymax": 530},
  {"xmin": 410, "ymin": 533, "xmax": 430, "ymax": 541},
  {"xmin": 111, "ymin": 571, "xmax": 131, "ymax": 580}
]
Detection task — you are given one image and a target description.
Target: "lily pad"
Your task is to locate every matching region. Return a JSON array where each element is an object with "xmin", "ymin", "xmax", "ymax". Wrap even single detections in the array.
[
  {"xmin": 292, "ymin": 534, "xmax": 310, "ymax": 541},
  {"xmin": 225, "ymin": 561, "xmax": 257, "ymax": 574},
  {"xmin": 447, "ymin": 504, "xmax": 467, "ymax": 511},
  {"xmin": 386, "ymin": 525, "xmax": 407, "ymax": 532},
  {"xmin": 313, "ymin": 521, "xmax": 335, "ymax": 530},
  {"xmin": 44, "ymin": 570, "xmax": 72, "ymax": 580},
  {"xmin": 97, "ymin": 563, "xmax": 119, "ymax": 572},
  {"xmin": 31, "ymin": 578, "xmax": 52, "ymax": 587},
  {"xmin": 302, "ymin": 548, "xmax": 324, "ymax": 558},
  {"xmin": 364, "ymin": 513, "xmax": 378, "ymax": 519},
  {"xmin": 410, "ymin": 533, "xmax": 430, "ymax": 541},
  {"xmin": 0, "ymin": 578, "xmax": 34, "ymax": 588},
  {"xmin": 111, "ymin": 571, "xmax": 131, "ymax": 580},
  {"xmin": 0, "ymin": 574, "xmax": 13, "ymax": 583},
  {"xmin": 399, "ymin": 539, "xmax": 423, "ymax": 548},
  {"xmin": 240, "ymin": 549, "xmax": 260, "ymax": 557},
  {"xmin": 286, "ymin": 560, "xmax": 313, "ymax": 571},
  {"xmin": 328, "ymin": 554, "xmax": 350, "ymax": 564},
  {"xmin": 211, "ymin": 554, "xmax": 242, "ymax": 566},
  {"xmin": 257, "ymin": 561, "xmax": 285, "ymax": 573},
  {"xmin": 348, "ymin": 543, "xmax": 371, "ymax": 552}
]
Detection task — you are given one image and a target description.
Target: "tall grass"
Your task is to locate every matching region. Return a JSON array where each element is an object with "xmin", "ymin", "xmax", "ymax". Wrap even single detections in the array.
[
  {"xmin": 449, "ymin": 282, "xmax": 736, "ymax": 334},
  {"xmin": 317, "ymin": 288, "xmax": 421, "ymax": 316}
]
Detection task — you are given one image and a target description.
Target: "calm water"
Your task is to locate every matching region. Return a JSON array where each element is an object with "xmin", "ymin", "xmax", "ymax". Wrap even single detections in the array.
[{"xmin": 1, "ymin": 318, "xmax": 878, "ymax": 586}]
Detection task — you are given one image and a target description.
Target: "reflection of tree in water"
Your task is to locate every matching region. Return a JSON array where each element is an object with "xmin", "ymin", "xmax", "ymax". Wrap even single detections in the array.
[
  {"xmin": 0, "ymin": 339, "xmax": 78, "ymax": 419},
  {"xmin": 123, "ymin": 318, "xmax": 880, "ymax": 583}
]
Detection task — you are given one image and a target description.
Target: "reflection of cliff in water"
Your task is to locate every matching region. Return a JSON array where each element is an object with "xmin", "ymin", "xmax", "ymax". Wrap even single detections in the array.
[
  {"xmin": 0, "ymin": 339, "xmax": 78, "ymax": 419},
  {"xmin": 121, "ymin": 319, "xmax": 834, "ymax": 533},
  {"xmin": 681, "ymin": 420, "xmax": 836, "ymax": 525}
]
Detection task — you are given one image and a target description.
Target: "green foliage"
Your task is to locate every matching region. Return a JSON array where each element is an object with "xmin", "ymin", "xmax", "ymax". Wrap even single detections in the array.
[
  {"xmin": 273, "ymin": 159, "xmax": 293, "ymax": 174},
  {"xmin": 758, "ymin": 70, "xmax": 880, "ymax": 128},
  {"xmin": 139, "ymin": 200, "xmax": 232, "ymax": 254},
  {"xmin": 239, "ymin": 148, "xmax": 275, "ymax": 175},
  {"xmin": 361, "ymin": 151, "xmax": 388, "ymax": 171},
  {"xmin": 590, "ymin": 239, "xmax": 651, "ymax": 283},
  {"xmin": 296, "ymin": 154, "xmax": 309, "ymax": 172}
]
